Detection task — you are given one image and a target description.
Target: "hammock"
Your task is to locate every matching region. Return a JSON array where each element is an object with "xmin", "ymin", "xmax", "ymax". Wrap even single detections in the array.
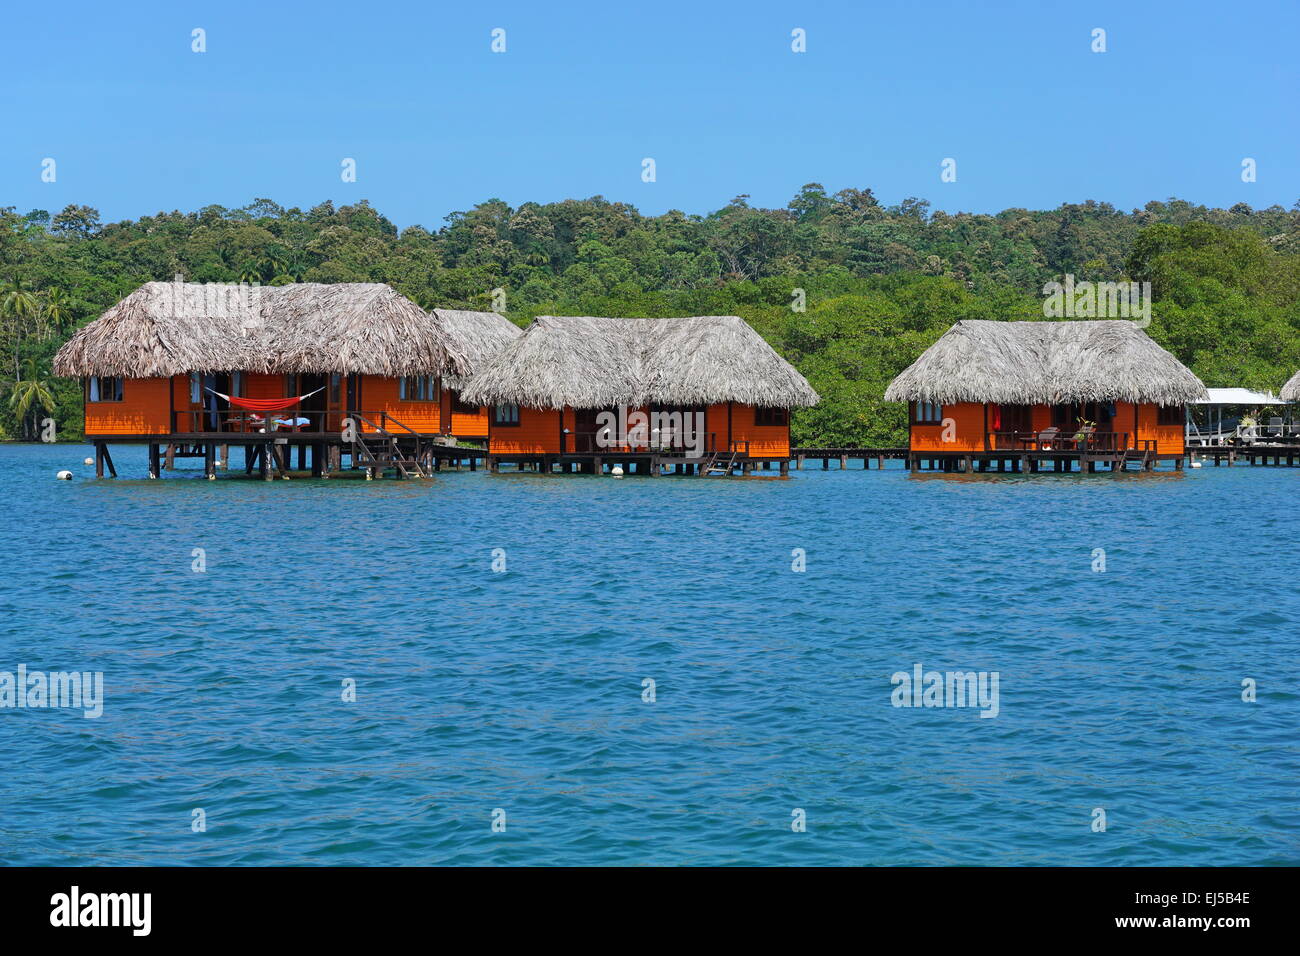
[{"xmin": 205, "ymin": 385, "xmax": 325, "ymax": 412}]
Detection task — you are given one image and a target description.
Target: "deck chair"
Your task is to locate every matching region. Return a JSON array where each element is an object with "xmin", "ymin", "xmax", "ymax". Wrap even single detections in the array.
[
  {"xmin": 1267, "ymin": 417, "xmax": 1283, "ymax": 438},
  {"xmin": 1036, "ymin": 426, "xmax": 1059, "ymax": 450}
]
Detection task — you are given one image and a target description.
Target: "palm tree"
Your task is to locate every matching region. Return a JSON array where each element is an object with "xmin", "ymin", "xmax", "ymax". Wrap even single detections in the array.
[
  {"xmin": 42, "ymin": 287, "xmax": 70, "ymax": 338},
  {"xmin": 261, "ymin": 249, "xmax": 287, "ymax": 280},
  {"xmin": 6, "ymin": 358, "xmax": 55, "ymax": 441},
  {"xmin": 0, "ymin": 279, "xmax": 40, "ymax": 377},
  {"xmin": 0, "ymin": 278, "xmax": 39, "ymax": 325}
]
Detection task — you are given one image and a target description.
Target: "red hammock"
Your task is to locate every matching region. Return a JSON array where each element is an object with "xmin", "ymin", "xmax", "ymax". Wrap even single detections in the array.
[{"xmin": 205, "ymin": 386, "xmax": 325, "ymax": 412}]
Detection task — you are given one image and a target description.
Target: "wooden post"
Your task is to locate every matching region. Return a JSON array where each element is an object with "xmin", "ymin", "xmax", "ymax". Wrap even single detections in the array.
[
  {"xmin": 780, "ymin": 459, "xmax": 789, "ymax": 476},
  {"xmin": 94, "ymin": 442, "xmax": 104, "ymax": 478},
  {"xmin": 312, "ymin": 442, "xmax": 324, "ymax": 478},
  {"xmin": 101, "ymin": 444, "xmax": 117, "ymax": 478},
  {"xmin": 165, "ymin": 443, "xmax": 176, "ymax": 470},
  {"xmin": 839, "ymin": 454, "xmax": 848, "ymax": 470},
  {"xmin": 148, "ymin": 443, "xmax": 161, "ymax": 479},
  {"xmin": 219, "ymin": 444, "xmax": 229, "ymax": 470},
  {"xmin": 204, "ymin": 444, "xmax": 216, "ymax": 479},
  {"xmin": 796, "ymin": 454, "xmax": 804, "ymax": 470},
  {"xmin": 260, "ymin": 444, "xmax": 271, "ymax": 480}
]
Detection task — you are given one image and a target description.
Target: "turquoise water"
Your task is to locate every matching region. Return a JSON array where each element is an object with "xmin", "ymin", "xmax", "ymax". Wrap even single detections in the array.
[{"xmin": 0, "ymin": 443, "xmax": 1296, "ymax": 866}]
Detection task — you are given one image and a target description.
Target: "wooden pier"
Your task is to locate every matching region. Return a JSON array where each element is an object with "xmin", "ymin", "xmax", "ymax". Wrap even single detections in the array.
[
  {"xmin": 791, "ymin": 447, "xmax": 908, "ymax": 469},
  {"xmin": 1187, "ymin": 444, "xmax": 1300, "ymax": 467},
  {"xmin": 485, "ymin": 450, "xmax": 790, "ymax": 477},
  {"xmin": 91, "ymin": 432, "xmax": 487, "ymax": 481}
]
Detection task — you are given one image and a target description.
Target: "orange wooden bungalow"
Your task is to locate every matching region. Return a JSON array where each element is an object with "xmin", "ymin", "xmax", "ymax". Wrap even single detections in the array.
[
  {"xmin": 884, "ymin": 320, "xmax": 1208, "ymax": 473},
  {"xmin": 53, "ymin": 280, "xmax": 519, "ymax": 478},
  {"xmin": 458, "ymin": 315, "xmax": 820, "ymax": 476}
]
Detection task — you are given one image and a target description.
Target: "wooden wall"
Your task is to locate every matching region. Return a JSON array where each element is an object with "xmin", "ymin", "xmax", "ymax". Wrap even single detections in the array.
[
  {"xmin": 84, "ymin": 377, "xmax": 172, "ymax": 435},
  {"xmin": 728, "ymin": 404, "xmax": 791, "ymax": 458},
  {"xmin": 358, "ymin": 375, "xmax": 441, "ymax": 433}
]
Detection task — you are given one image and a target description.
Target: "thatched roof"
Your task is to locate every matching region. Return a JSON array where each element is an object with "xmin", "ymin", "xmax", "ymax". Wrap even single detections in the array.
[
  {"xmin": 430, "ymin": 309, "xmax": 522, "ymax": 389},
  {"xmin": 459, "ymin": 315, "xmax": 820, "ymax": 410},
  {"xmin": 53, "ymin": 281, "xmax": 476, "ymax": 378},
  {"xmin": 1280, "ymin": 370, "xmax": 1300, "ymax": 401},
  {"xmin": 884, "ymin": 320, "xmax": 1207, "ymax": 405}
]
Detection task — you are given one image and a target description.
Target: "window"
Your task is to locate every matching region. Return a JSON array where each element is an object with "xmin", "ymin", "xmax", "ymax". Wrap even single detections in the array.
[
  {"xmin": 87, "ymin": 376, "xmax": 124, "ymax": 403},
  {"xmin": 1157, "ymin": 404, "xmax": 1185, "ymax": 426},
  {"xmin": 231, "ymin": 371, "xmax": 245, "ymax": 397},
  {"xmin": 754, "ymin": 406, "xmax": 789, "ymax": 427},
  {"xmin": 329, "ymin": 373, "xmax": 341, "ymax": 404},
  {"xmin": 493, "ymin": 403, "xmax": 520, "ymax": 426},
  {"xmin": 912, "ymin": 401, "xmax": 943, "ymax": 425},
  {"xmin": 190, "ymin": 372, "xmax": 202, "ymax": 404},
  {"xmin": 399, "ymin": 375, "xmax": 437, "ymax": 402}
]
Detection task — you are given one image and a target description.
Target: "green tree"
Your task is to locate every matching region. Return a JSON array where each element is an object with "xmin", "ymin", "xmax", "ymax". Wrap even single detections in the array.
[{"xmin": 6, "ymin": 358, "xmax": 56, "ymax": 440}]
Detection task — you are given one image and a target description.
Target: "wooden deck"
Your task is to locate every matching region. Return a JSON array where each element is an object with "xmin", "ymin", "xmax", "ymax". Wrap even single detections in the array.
[{"xmin": 87, "ymin": 431, "xmax": 486, "ymax": 480}]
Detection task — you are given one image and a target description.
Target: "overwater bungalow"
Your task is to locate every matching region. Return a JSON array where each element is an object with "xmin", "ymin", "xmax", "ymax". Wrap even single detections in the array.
[
  {"xmin": 53, "ymin": 280, "xmax": 519, "ymax": 478},
  {"xmin": 884, "ymin": 320, "xmax": 1208, "ymax": 473},
  {"xmin": 459, "ymin": 315, "xmax": 820, "ymax": 475}
]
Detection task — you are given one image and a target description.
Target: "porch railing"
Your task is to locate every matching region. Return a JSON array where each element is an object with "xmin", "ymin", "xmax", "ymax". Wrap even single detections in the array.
[
  {"xmin": 565, "ymin": 431, "xmax": 720, "ymax": 455},
  {"xmin": 172, "ymin": 408, "xmax": 423, "ymax": 435},
  {"xmin": 991, "ymin": 431, "xmax": 1141, "ymax": 453}
]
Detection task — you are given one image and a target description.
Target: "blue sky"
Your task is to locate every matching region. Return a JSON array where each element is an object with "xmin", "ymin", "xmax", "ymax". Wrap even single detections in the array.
[{"xmin": 3, "ymin": 0, "xmax": 1297, "ymax": 228}]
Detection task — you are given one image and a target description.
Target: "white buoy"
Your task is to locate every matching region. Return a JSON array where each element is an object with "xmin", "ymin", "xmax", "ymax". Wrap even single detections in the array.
[
  {"xmin": 610, "ymin": 465, "xmax": 624, "ymax": 478},
  {"xmin": 83, "ymin": 457, "xmax": 94, "ymax": 466},
  {"xmin": 207, "ymin": 474, "xmax": 216, "ymax": 480},
  {"xmin": 1190, "ymin": 460, "xmax": 1202, "ymax": 468},
  {"xmin": 56, "ymin": 470, "xmax": 73, "ymax": 480}
]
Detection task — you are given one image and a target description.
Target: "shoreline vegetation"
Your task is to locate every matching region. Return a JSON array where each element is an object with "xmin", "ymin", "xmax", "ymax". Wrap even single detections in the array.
[{"xmin": 3, "ymin": 188, "xmax": 1298, "ymax": 445}]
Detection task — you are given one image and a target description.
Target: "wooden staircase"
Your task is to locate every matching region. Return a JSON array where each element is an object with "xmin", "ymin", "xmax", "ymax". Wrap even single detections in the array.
[
  {"xmin": 699, "ymin": 449, "xmax": 739, "ymax": 477},
  {"xmin": 351, "ymin": 433, "xmax": 429, "ymax": 478}
]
